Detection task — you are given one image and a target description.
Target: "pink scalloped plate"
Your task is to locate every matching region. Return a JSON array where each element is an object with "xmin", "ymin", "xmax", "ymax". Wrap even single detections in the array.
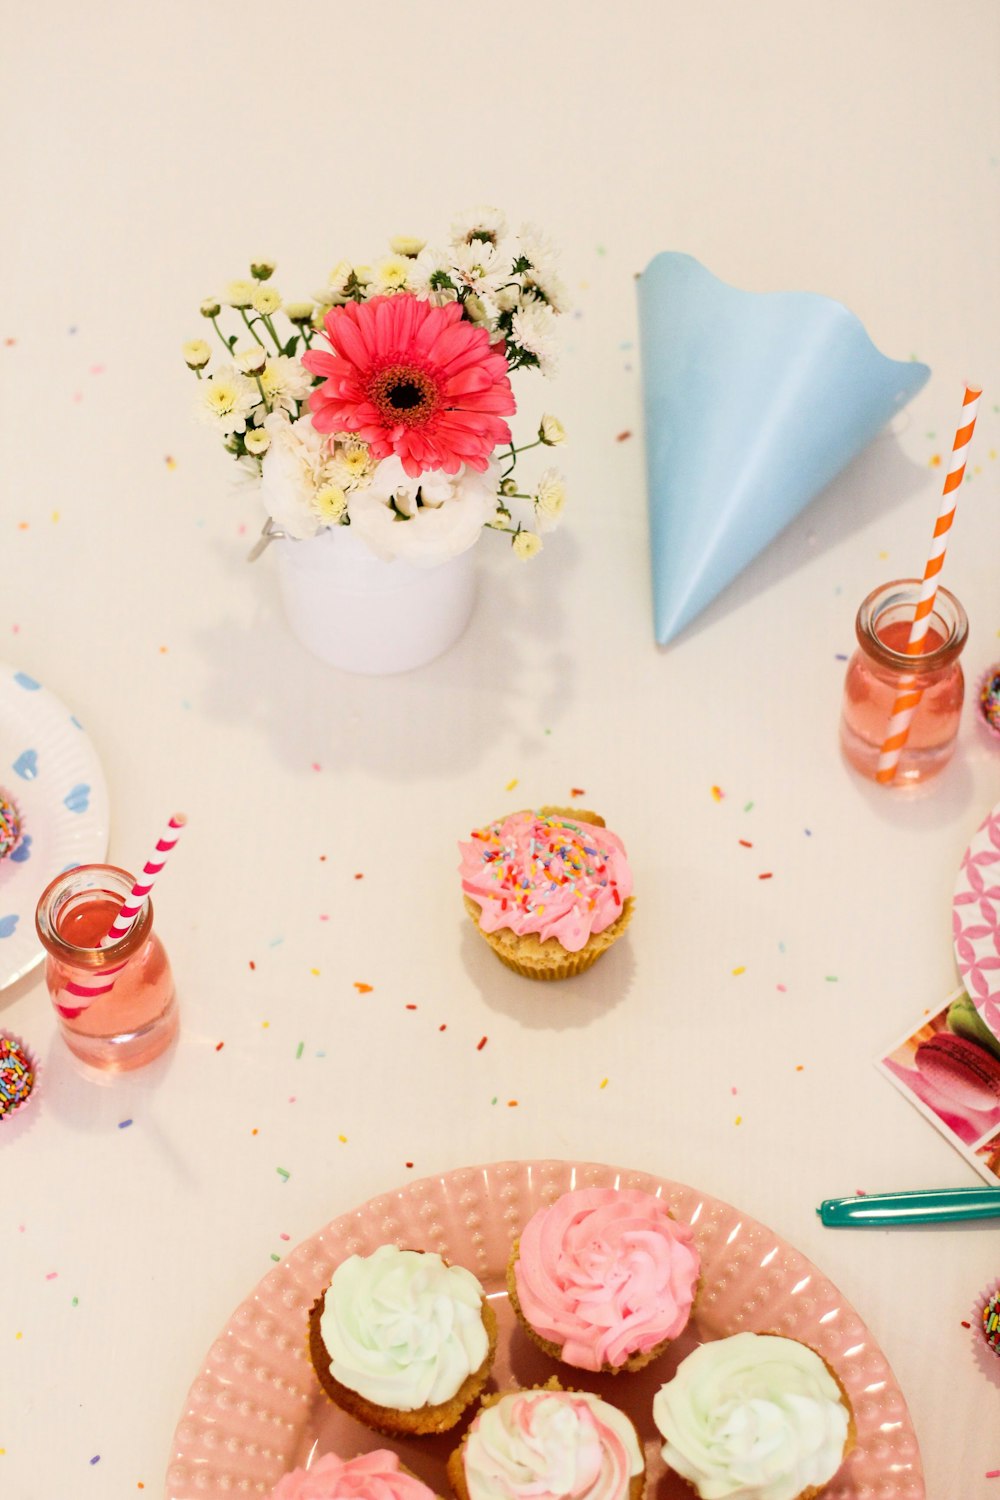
[
  {"xmin": 953, "ymin": 800, "xmax": 1000, "ymax": 1042},
  {"xmin": 166, "ymin": 1160, "xmax": 924, "ymax": 1499}
]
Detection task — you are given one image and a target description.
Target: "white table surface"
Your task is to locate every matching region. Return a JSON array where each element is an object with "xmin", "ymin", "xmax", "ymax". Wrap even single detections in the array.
[{"xmin": 3, "ymin": 2, "xmax": 1000, "ymax": 1495}]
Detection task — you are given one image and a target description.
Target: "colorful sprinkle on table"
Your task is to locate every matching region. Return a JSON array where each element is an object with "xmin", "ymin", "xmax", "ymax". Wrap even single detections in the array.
[
  {"xmin": 276, "ymin": 1167, "xmax": 290, "ymax": 1181},
  {"xmin": 118, "ymin": 1119, "xmax": 132, "ymax": 1130},
  {"xmin": 505, "ymin": 778, "xmax": 518, "ymax": 791},
  {"xmin": 0, "ymin": 1032, "xmax": 37, "ymax": 1120},
  {"xmin": 477, "ymin": 1036, "xmax": 488, "ymax": 1051},
  {"xmin": 354, "ymin": 981, "xmax": 373, "ymax": 993},
  {"xmin": 711, "ymin": 785, "xmax": 724, "ymax": 801}
]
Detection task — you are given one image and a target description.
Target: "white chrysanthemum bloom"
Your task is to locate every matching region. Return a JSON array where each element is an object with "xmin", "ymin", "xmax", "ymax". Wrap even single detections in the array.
[
  {"xmin": 244, "ymin": 428, "xmax": 271, "ymax": 456},
  {"xmin": 389, "ymin": 235, "xmax": 426, "ymax": 258},
  {"xmin": 259, "ymin": 355, "xmax": 313, "ymax": 417},
  {"xmin": 197, "ymin": 366, "xmax": 259, "ymax": 436},
  {"xmin": 450, "ymin": 239, "xmax": 509, "ymax": 297},
  {"xmin": 225, "ymin": 279, "xmax": 257, "ymax": 308},
  {"xmin": 335, "ymin": 436, "xmax": 375, "ymax": 486},
  {"xmin": 182, "ymin": 339, "xmax": 211, "ymax": 369},
  {"xmin": 251, "ymin": 286, "xmax": 281, "ymax": 316},
  {"xmin": 258, "ymin": 412, "xmax": 339, "ymax": 539},
  {"xmin": 451, "ymin": 205, "xmax": 507, "ymax": 248},
  {"xmin": 512, "ymin": 530, "xmax": 543, "ymax": 560},
  {"xmin": 349, "ymin": 455, "xmax": 500, "ymax": 564},
  {"xmin": 463, "ymin": 292, "xmax": 499, "ymax": 328},
  {"xmin": 511, "ymin": 295, "xmax": 559, "ymax": 375},
  {"xmin": 523, "ymin": 264, "xmax": 569, "ymax": 315},
  {"xmin": 236, "ymin": 345, "xmax": 268, "ymax": 377},
  {"xmin": 373, "ymin": 255, "xmax": 412, "ymax": 295},
  {"xmin": 533, "ymin": 468, "xmax": 567, "ymax": 531},
  {"xmin": 312, "ymin": 483, "xmax": 348, "ymax": 525},
  {"xmin": 539, "ymin": 413, "xmax": 566, "ymax": 445}
]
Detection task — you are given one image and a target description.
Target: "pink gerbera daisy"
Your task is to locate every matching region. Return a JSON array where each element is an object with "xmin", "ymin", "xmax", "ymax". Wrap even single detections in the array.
[{"xmin": 302, "ymin": 294, "xmax": 516, "ymax": 478}]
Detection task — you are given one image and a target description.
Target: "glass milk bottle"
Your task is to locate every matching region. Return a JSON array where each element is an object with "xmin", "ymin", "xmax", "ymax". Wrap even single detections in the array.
[
  {"xmin": 36, "ymin": 864, "xmax": 178, "ymax": 1069},
  {"xmin": 839, "ymin": 579, "xmax": 968, "ymax": 786}
]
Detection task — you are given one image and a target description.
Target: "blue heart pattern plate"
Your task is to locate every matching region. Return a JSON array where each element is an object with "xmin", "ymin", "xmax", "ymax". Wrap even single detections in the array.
[{"xmin": 0, "ymin": 663, "xmax": 110, "ymax": 990}]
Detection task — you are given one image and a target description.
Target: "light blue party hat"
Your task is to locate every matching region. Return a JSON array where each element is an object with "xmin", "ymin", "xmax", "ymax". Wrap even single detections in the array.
[{"xmin": 637, "ymin": 253, "xmax": 931, "ymax": 644}]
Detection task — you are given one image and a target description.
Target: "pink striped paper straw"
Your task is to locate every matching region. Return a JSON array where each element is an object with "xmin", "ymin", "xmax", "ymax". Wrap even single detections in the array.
[
  {"xmin": 58, "ymin": 814, "xmax": 186, "ymax": 1014},
  {"xmin": 876, "ymin": 386, "xmax": 981, "ymax": 785}
]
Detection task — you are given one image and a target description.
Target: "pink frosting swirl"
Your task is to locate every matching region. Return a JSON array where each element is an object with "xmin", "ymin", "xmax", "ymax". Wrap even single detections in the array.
[
  {"xmin": 513, "ymin": 1187, "xmax": 700, "ymax": 1371},
  {"xmin": 271, "ymin": 1451, "xmax": 438, "ymax": 1500},
  {"xmin": 461, "ymin": 1388, "xmax": 642, "ymax": 1500},
  {"xmin": 458, "ymin": 812, "xmax": 632, "ymax": 952}
]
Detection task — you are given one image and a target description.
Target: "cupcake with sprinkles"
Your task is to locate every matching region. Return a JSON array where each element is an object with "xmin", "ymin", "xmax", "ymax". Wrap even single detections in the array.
[
  {"xmin": 0, "ymin": 1031, "xmax": 38, "ymax": 1122},
  {"xmin": 447, "ymin": 1379, "xmax": 646, "ymax": 1500},
  {"xmin": 458, "ymin": 805, "xmax": 633, "ymax": 981},
  {"xmin": 983, "ymin": 1286, "xmax": 1000, "ymax": 1359},
  {"xmin": 0, "ymin": 788, "xmax": 23, "ymax": 862}
]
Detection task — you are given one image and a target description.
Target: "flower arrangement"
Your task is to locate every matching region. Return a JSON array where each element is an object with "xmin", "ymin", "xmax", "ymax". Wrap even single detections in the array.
[{"xmin": 184, "ymin": 209, "xmax": 567, "ymax": 565}]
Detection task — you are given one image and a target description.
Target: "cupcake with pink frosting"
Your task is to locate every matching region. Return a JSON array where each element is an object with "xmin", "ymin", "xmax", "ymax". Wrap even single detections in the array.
[
  {"xmin": 271, "ymin": 1450, "xmax": 441, "ymax": 1500},
  {"xmin": 459, "ymin": 806, "xmax": 634, "ymax": 981},
  {"xmin": 447, "ymin": 1380, "xmax": 645, "ymax": 1500},
  {"xmin": 508, "ymin": 1186, "xmax": 700, "ymax": 1374}
]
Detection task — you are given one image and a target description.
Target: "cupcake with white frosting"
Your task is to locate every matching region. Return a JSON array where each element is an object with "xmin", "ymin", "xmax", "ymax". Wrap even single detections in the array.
[
  {"xmin": 447, "ymin": 1380, "xmax": 645, "ymax": 1500},
  {"xmin": 308, "ymin": 1245, "xmax": 497, "ymax": 1435},
  {"xmin": 508, "ymin": 1186, "xmax": 700, "ymax": 1373},
  {"xmin": 652, "ymin": 1333, "xmax": 855, "ymax": 1500}
]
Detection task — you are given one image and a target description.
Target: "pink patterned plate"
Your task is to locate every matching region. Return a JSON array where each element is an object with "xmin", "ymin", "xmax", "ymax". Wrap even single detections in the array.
[
  {"xmin": 953, "ymin": 801, "xmax": 1000, "ymax": 1041},
  {"xmin": 166, "ymin": 1160, "xmax": 924, "ymax": 1499}
]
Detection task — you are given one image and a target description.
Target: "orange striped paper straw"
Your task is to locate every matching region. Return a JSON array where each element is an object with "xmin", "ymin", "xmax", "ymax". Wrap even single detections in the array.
[
  {"xmin": 876, "ymin": 386, "xmax": 982, "ymax": 784},
  {"xmin": 57, "ymin": 814, "xmax": 187, "ymax": 1014}
]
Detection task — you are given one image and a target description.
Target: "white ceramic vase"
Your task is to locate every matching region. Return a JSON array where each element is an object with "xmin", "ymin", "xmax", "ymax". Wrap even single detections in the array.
[{"xmin": 273, "ymin": 524, "xmax": 478, "ymax": 675}]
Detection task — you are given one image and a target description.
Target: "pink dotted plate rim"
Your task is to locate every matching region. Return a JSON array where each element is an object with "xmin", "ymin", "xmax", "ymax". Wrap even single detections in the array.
[
  {"xmin": 953, "ymin": 801, "xmax": 1000, "ymax": 1041},
  {"xmin": 165, "ymin": 1159, "xmax": 924, "ymax": 1499}
]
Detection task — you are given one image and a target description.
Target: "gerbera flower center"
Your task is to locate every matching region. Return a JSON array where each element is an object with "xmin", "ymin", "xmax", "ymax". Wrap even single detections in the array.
[{"xmin": 367, "ymin": 363, "xmax": 442, "ymax": 427}]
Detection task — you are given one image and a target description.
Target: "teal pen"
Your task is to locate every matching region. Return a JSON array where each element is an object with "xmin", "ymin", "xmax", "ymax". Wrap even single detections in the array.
[{"xmin": 818, "ymin": 1187, "xmax": 1000, "ymax": 1226}]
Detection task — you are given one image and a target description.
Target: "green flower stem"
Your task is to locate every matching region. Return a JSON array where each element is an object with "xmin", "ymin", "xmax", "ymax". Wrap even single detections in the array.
[
  {"xmin": 209, "ymin": 316, "xmax": 234, "ymax": 355},
  {"xmin": 511, "ymin": 437, "xmax": 544, "ymax": 455},
  {"xmin": 261, "ymin": 314, "xmax": 285, "ymax": 353},
  {"xmin": 240, "ymin": 309, "xmax": 266, "ymax": 348},
  {"xmin": 254, "ymin": 376, "xmax": 272, "ymax": 412}
]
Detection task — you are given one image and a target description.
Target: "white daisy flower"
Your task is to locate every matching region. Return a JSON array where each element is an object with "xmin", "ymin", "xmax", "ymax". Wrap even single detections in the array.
[
  {"xmin": 197, "ymin": 366, "xmax": 259, "ymax": 436},
  {"xmin": 311, "ymin": 483, "xmax": 348, "ymax": 525},
  {"xmin": 182, "ymin": 339, "xmax": 211, "ymax": 370},
  {"xmin": 236, "ymin": 345, "xmax": 268, "ymax": 377},
  {"xmin": 407, "ymin": 246, "xmax": 459, "ymax": 306},
  {"xmin": 511, "ymin": 294, "xmax": 559, "ymax": 374},
  {"xmin": 251, "ymin": 286, "xmax": 281, "ymax": 316},
  {"xmin": 258, "ymin": 412, "xmax": 338, "ymax": 539},
  {"xmin": 224, "ymin": 279, "xmax": 257, "ymax": 309},
  {"xmin": 450, "ymin": 239, "xmax": 509, "ymax": 297},
  {"xmin": 244, "ymin": 428, "xmax": 271, "ymax": 456},
  {"xmin": 533, "ymin": 468, "xmax": 567, "ymax": 530},
  {"xmin": 451, "ymin": 205, "xmax": 508, "ymax": 248},
  {"xmin": 389, "ymin": 235, "xmax": 426, "ymax": 258}
]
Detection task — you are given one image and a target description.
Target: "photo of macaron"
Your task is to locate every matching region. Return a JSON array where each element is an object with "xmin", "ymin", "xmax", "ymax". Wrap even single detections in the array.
[{"xmin": 914, "ymin": 1032, "xmax": 1000, "ymax": 1112}]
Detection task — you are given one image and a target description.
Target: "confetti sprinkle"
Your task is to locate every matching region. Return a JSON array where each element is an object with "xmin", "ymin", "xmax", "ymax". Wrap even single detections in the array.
[
  {"xmin": 929, "ymin": 454, "xmax": 942, "ymax": 466},
  {"xmin": 734, "ymin": 1116, "xmax": 742, "ymax": 1126},
  {"xmin": 438, "ymin": 1024, "xmax": 447, "ymax": 1031},
  {"xmin": 711, "ymin": 785, "xmax": 724, "ymax": 802},
  {"xmin": 570, "ymin": 787, "xmax": 586, "ymax": 797},
  {"xmin": 249, "ymin": 960, "xmax": 256, "ymax": 970},
  {"xmin": 0, "ymin": 1032, "xmax": 36, "ymax": 1120},
  {"xmin": 45, "ymin": 1271, "xmax": 58, "ymax": 1280},
  {"xmin": 738, "ymin": 839, "xmax": 753, "ymax": 848},
  {"xmin": 834, "ymin": 652, "xmax": 848, "ymax": 661},
  {"xmin": 311, "ymin": 762, "xmax": 321, "ymax": 772},
  {"xmin": 354, "ymin": 981, "xmax": 373, "ymax": 993},
  {"xmin": 477, "ymin": 1036, "xmax": 488, "ymax": 1051},
  {"xmin": 295, "ymin": 1042, "xmax": 304, "ymax": 1059},
  {"xmin": 310, "ymin": 967, "xmax": 320, "ymax": 976},
  {"xmin": 615, "ymin": 430, "xmax": 632, "ymax": 442},
  {"xmin": 215, "ymin": 1041, "xmax": 224, "ymax": 1051},
  {"xmin": 90, "ymin": 1456, "xmax": 101, "ymax": 1466},
  {"xmin": 776, "ymin": 984, "xmax": 787, "ymax": 993},
  {"xmin": 731, "ymin": 965, "xmax": 746, "ymax": 976},
  {"xmin": 507, "ymin": 1099, "xmax": 519, "ymax": 1107},
  {"xmin": 353, "ymin": 872, "xmax": 364, "ymax": 879},
  {"xmin": 505, "ymin": 777, "xmax": 518, "ymax": 791},
  {"xmin": 795, "ymin": 1064, "xmax": 803, "ymax": 1071},
  {"xmin": 276, "ymin": 1167, "xmax": 290, "ymax": 1181},
  {"xmin": 270, "ymin": 1253, "xmax": 281, "ymax": 1262},
  {"xmin": 599, "ymin": 1078, "xmax": 608, "ymax": 1089},
  {"xmin": 743, "ymin": 801, "xmax": 754, "ymax": 812},
  {"xmin": 825, "ymin": 975, "xmax": 839, "ymax": 983},
  {"xmin": 338, "ymin": 1134, "xmax": 347, "ymax": 1143},
  {"xmin": 758, "ymin": 872, "xmax": 773, "ymax": 881},
  {"xmin": 164, "ymin": 455, "xmax": 177, "ymax": 470},
  {"xmin": 279, "ymin": 1233, "xmax": 290, "ymax": 1242},
  {"xmin": 405, "ymin": 1161, "xmax": 414, "ymax": 1169},
  {"xmin": 405, "ymin": 1003, "xmax": 417, "ymax": 1011},
  {"xmin": 118, "ymin": 1118, "xmax": 133, "ymax": 1130}
]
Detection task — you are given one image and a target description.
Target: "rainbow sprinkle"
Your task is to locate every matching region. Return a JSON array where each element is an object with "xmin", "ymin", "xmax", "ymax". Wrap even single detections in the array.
[
  {"xmin": 983, "ymin": 1288, "xmax": 1000, "ymax": 1356},
  {"xmin": 0, "ymin": 1032, "xmax": 35, "ymax": 1120}
]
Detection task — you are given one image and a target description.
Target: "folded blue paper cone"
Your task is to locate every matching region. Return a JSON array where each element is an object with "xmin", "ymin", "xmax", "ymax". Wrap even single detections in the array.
[{"xmin": 637, "ymin": 253, "xmax": 931, "ymax": 643}]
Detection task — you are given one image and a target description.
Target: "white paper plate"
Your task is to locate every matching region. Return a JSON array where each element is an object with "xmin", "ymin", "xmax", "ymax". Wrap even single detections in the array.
[{"xmin": 0, "ymin": 663, "xmax": 110, "ymax": 990}]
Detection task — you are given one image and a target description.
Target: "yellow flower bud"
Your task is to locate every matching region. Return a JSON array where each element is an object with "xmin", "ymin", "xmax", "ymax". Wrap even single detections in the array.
[
  {"xmin": 182, "ymin": 339, "xmax": 211, "ymax": 370},
  {"xmin": 539, "ymin": 413, "xmax": 566, "ymax": 445},
  {"xmin": 250, "ymin": 258, "xmax": 277, "ymax": 281},
  {"xmin": 389, "ymin": 235, "xmax": 426, "ymax": 258},
  {"xmin": 244, "ymin": 428, "xmax": 271, "ymax": 456},
  {"xmin": 199, "ymin": 298, "xmax": 221, "ymax": 319},
  {"xmin": 284, "ymin": 301, "xmax": 314, "ymax": 325},
  {"xmin": 225, "ymin": 279, "xmax": 256, "ymax": 309},
  {"xmin": 236, "ymin": 345, "xmax": 267, "ymax": 377}
]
